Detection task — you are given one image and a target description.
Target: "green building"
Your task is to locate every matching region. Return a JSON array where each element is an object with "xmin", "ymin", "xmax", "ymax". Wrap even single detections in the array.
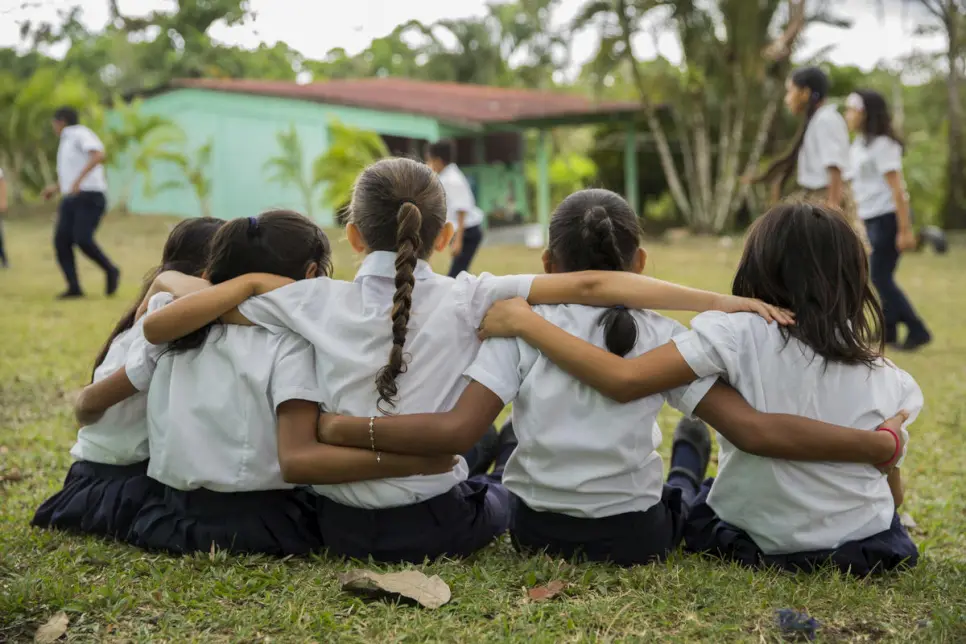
[{"xmin": 116, "ymin": 77, "xmax": 641, "ymax": 242}]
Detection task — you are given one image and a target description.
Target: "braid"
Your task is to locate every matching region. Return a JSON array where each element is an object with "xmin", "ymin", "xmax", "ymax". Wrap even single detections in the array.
[{"xmin": 375, "ymin": 202, "xmax": 422, "ymax": 413}]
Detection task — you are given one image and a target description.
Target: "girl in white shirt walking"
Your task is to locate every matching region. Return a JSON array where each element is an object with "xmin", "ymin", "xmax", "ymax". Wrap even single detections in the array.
[
  {"xmin": 845, "ymin": 90, "xmax": 931, "ymax": 351},
  {"xmin": 477, "ymin": 202, "xmax": 921, "ymax": 576},
  {"xmin": 315, "ymin": 190, "xmax": 908, "ymax": 567},
  {"xmin": 32, "ymin": 216, "xmax": 224, "ymax": 540},
  {"xmin": 140, "ymin": 158, "xmax": 791, "ymax": 563}
]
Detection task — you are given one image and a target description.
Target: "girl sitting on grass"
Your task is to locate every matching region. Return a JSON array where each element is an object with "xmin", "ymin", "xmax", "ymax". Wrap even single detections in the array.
[
  {"xmin": 474, "ymin": 201, "xmax": 920, "ymax": 576},
  {"xmin": 32, "ymin": 216, "xmax": 225, "ymax": 539},
  {"xmin": 315, "ymin": 190, "xmax": 909, "ymax": 567},
  {"xmin": 137, "ymin": 158, "xmax": 792, "ymax": 564}
]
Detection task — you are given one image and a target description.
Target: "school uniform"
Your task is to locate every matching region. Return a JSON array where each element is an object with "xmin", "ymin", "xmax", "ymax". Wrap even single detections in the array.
[
  {"xmin": 439, "ymin": 163, "xmax": 486, "ymax": 277},
  {"xmin": 793, "ymin": 104, "xmax": 868, "ymax": 247},
  {"xmin": 54, "ymin": 124, "xmax": 117, "ymax": 295},
  {"xmin": 849, "ymin": 135, "xmax": 930, "ymax": 345},
  {"xmin": 236, "ymin": 252, "xmax": 534, "ymax": 563},
  {"xmin": 672, "ymin": 311, "xmax": 922, "ymax": 575},
  {"xmin": 126, "ymin": 309, "xmax": 325, "ymax": 556},
  {"xmin": 31, "ymin": 294, "xmax": 170, "ymax": 539},
  {"xmin": 464, "ymin": 305, "xmax": 716, "ymax": 566}
]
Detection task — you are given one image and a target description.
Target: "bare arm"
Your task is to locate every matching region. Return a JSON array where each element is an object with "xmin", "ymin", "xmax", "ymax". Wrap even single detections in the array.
[
  {"xmin": 452, "ymin": 210, "xmax": 467, "ymax": 255},
  {"xmin": 276, "ymin": 400, "xmax": 458, "ymax": 484},
  {"xmin": 75, "ymin": 367, "xmax": 139, "ymax": 426},
  {"xmin": 318, "ymin": 382, "xmax": 505, "ymax": 455},
  {"xmin": 141, "ymin": 274, "xmax": 290, "ymax": 344},
  {"xmin": 694, "ymin": 382, "xmax": 901, "ymax": 468},
  {"xmin": 826, "ymin": 166, "xmax": 844, "ymax": 208},
  {"xmin": 135, "ymin": 271, "xmax": 211, "ymax": 320},
  {"xmin": 526, "ymin": 272, "xmax": 793, "ymax": 324},
  {"xmin": 69, "ymin": 150, "xmax": 106, "ymax": 193},
  {"xmin": 888, "ymin": 469, "xmax": 904, "ymax": 508},
  {"xmin": 0, "ymin": 176, "xmax": 7, "ymax": 212},
  {"xmin": 885, "ymin": 170, "xmax": 916, "ymax": 252}
]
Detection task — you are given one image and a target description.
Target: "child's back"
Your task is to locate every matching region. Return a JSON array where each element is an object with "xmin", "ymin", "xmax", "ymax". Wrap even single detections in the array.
[{"xmin": 677, "ymin": 311, "xmax": 921, "ymax": 554}]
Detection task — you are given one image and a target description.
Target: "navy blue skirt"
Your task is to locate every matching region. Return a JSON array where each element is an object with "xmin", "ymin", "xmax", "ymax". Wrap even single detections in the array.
[
  {"xmin": 684, "ymin": 478, "xmax": 919, "ymax": 576},
  {"xmin": 31, "ymin": 460, "xmax": 161, "ymax": 540},
  {"xmin": 129, "ymin": 485, "xmax": 323, "ymax": 556},
  {"xmin": 317, "ymin": 475, "xmax": 511, "ymax": 563},
  {"xmin": 510, "ymin": 484, "xmax": 689, "ymax": 567}
]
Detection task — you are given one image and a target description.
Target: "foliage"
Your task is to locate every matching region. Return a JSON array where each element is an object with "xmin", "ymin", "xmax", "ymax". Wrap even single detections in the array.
[
  {"xmin": 525, "ymin": 152, "xmax": 599, "ymax": 207},
  {"xmin": 312, "ymin": 121, "xmax": 389, "ymax": 217},
  {"xmin": 153, "ymin": 139, "xmax": 215, "ymax": 217},
  {"xmin": 264, "ymin": 125, "xmax": 315, "ymax": 218}
]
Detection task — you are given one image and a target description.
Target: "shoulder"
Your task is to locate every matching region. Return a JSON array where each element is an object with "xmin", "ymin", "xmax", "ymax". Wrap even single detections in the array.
[
  {"xmin": 870, "ymin": 136, "xmax": 903, "ymax": 156},
  {"xmin": 811, "ymin": 105, "xmax": 847, "ymax": 133}
]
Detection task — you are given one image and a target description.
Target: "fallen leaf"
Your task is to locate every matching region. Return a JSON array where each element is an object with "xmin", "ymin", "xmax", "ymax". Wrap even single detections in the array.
[
  {"xmin": 528, "ymin": 580, "xmax": 568, "ymax": 602},
  {"xmin": 0, "ymin": 468, "xmax": 23, "ymax": 483},
  {"xmin": 339, "ymin": 570, "xmax": 451, "ymax": 609},
  {"xmin": 34, "ymin": 612, "xmax": 69, "ymax": 643},
  {"xmin": 209, "ymin": 541, "xmax": 216, "ymax": 561}
]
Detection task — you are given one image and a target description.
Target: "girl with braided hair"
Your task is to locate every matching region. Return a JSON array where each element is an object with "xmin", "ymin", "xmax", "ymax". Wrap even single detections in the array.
[
  {"xmin": 314, "ymin": 190, "xmax": 910, "ymax": 567},
  {"xmin": 140, "ymin": 160, "xmax": 798, "ymax": 563}
]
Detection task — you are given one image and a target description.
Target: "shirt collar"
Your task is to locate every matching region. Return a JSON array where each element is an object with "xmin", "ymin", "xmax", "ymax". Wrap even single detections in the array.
[{"xmin": 354, "ymin": 250, "xmax": 435, "ymax": 282}]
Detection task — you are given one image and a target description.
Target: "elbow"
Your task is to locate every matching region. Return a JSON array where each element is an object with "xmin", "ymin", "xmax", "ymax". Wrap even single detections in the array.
[
  {"xmin": 73, "ymin": 387, "xmax": 103, "ymax": 426},
  {"xmin": 278, "ymin": 453, "xmax": 307, "ymax": 485},
  {"xmin": 608, "ymin": 367, "xmax": 645, "ymax": 404},
  {"xmin": 142, "ymin": 317, "xmax": 166, "ymax": 345}
]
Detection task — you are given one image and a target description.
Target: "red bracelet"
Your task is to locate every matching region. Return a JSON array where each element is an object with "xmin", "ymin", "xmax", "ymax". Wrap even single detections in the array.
[{"xmin": 874, "ymin": 426, "xmax": 901, "ymax": 469}]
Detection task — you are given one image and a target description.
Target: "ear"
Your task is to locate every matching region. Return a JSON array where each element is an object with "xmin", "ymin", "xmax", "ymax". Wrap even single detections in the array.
[
  {"xmin": 304, "ymin": 262, "xmax": 320, "ymax": 279},
  {"xmin": 433, "ymin": 222, "xmax": 455, "ymax": 252},
  {"xmin": 631, "ymin": 247, "xmax": 647, "ymax": 274},
  {"xmin": 346, "ymin": 223, "xmax": 367, "ymax": 253},
  {"xmin": 541, "ymin": 249, "xmax": 554, "ymax": 274}
]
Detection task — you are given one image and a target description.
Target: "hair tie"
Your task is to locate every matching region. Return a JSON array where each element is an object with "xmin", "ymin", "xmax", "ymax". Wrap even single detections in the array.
[
  {"xmin": 248, "ymin": 216, "xmax": 259, "ymax": 235},
  {"xmin": 614, "ymin": 305, "xmax": 627, "ymax": 311}
]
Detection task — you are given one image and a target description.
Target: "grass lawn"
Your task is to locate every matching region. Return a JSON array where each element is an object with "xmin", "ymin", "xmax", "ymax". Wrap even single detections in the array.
[{"xmin": 1, "ymin": 211, "xmax": 965, "ymax": 643}]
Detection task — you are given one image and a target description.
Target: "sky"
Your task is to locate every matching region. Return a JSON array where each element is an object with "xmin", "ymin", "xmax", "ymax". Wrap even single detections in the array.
[{"xmin": 0, "ymin": 0, "xmax": 945, "ymax": 79}]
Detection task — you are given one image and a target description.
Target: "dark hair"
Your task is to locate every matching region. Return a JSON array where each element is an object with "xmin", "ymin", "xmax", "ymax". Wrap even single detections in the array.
[
  {"xmin": 53, "ymin": 107, "xmax": 79, "ymax": 126},
  {"xmin": 758, "ymin": 67, "xmax": 830, "ymax": 187},
  {"xmin": 167, "ymin": 209, "xmax": 332, "ymax": 354},
  {"xmin": 732, "ymin": 201, "xmax": 883, "ymax": 366},
  {"xmin": 425, "ymin": 141, "xmax": 454, "ymax": 166},
  {"xmin": 548, "ymin": 189, "xmax": 642, "ymax": 357},
  {"xmin": 349, "ymin": 157, "xmax": 447, "ymax": 413},
  {"xmin": 854, "ymin": 89, "xmax": 903, "ymax": 148},
  {"xmin": 91, "ymin": 217, "xmax": 225, "ymax": 381}
]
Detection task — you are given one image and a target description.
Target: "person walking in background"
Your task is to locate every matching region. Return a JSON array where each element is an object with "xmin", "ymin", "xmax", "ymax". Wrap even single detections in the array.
[
  {"xmin": 845, "ymin": 90, "xmax": 931, "ymax": 351},
  {"xmin": 425, "ymin": 142, "xmax": 485, "ymax": 277},
  {"xmin": 42, "ymin": 107, "xmax": 119, "ymax": 299},
  {"xmin": 0, "ymin": 167, "xmax": 8, "ymax": 268}
]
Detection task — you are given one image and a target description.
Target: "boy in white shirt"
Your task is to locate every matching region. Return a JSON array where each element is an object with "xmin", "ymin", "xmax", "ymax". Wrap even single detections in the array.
[{"xmin": 425, "ymin": 141, "xmax": 486, "ymax": 277}]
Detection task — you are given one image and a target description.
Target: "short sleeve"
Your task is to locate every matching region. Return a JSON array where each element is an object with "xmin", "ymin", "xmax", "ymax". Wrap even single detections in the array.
[
  {"xmin": 464, "ymin": 337, "xmax": 524, "ymax": 404},
  {"xmin": 813, "ymin": 111, "xmax": 850, "ymax": 171},
  {"xmin": 665, "ymin": 376, "xmax": 717, "ymax": 417},
  {"xmin": 872, "ymin": 138, "xmax": 903, "ymax": 175},
  {"xmin": 670, "ymin": 311, "xmax": 737, "ymax": 379},
  {"xmin": 76, "ymin": 126, "xmax": 105, "ymax": 153},
  {"xmin": 125, "ymin": 292, "xmax": 174, "ymax": 391},
  {"xmin": 455, "ymin": 272, "xmax": 535, "ymax": 329},
  {"xmin": 270, "ymin": 332, "xmax": 323, "ymax": 409},
  {"xmin": 442, "ymin": 173, "xmax": 475, "ymax": 214},
  {"xmin": 238, "ymin": 280, "xmax": 320, "ymax": 335}
]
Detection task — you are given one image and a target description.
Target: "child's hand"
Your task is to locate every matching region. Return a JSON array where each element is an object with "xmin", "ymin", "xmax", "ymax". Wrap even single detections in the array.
[
  {"xmin": 710, "ymin": 294, "xmax": 795, "ymax": 326},
  {"xmin": 248, "ymin": 273, "xmax": 295, "ymax": 296},
  {"xmin": 478, "ymin": 297, "xmax": 535, "ymax": 339},
  {"xmin": 876, "ymin": 410, "xmax": 910, "ymax": 474}
]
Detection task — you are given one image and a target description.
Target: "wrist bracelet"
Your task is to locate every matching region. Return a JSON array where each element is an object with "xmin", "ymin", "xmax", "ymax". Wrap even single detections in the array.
[
  {"xmin": 369, "ymin": 416, "xmax": 381, "ymax": 463},
  {"xmin": 874, "ymin": 426, "xmax": 900, "ymax": 469}
]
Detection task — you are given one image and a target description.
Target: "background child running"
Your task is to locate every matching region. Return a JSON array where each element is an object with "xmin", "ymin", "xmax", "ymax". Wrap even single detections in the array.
[
  {"xmin": 316, "ymin": 190, "xmax": 907, "ymax": 567},
  {"xmin": 139, "ymin": 158, "xmax": 791, "ymax": 564},
  {"xmin": 477, "ymin": 202, "xmax": 920, "ymax": 576},
  {"xmin": 32, "ymin": 217, "xmax": 224, "ymax": 539}
]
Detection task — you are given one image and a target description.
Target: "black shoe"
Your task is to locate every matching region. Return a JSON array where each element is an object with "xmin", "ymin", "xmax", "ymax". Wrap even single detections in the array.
[
  {"xmin": 897, "ymin": 331, "xmax": 932, "ymax": 352},
  {"xmin": 668, "ymin": 417, "xmax": 712, "ymax": 488},
  {"xmin": 464, "ymin": 425, "xmax": 500, "ymax": 478},
  {"xmin": 106, "ymin": 268, "xmax": 120, "ymax": 296},
  {"xmin": 56, "ymin": 290, "xmax": 84, "ymax": 300}
]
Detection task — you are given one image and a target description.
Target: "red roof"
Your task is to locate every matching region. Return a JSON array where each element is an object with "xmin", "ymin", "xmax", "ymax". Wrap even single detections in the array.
[{"xmin": 167, "ymin": 77, "xmax": 640, "ymax": 127}]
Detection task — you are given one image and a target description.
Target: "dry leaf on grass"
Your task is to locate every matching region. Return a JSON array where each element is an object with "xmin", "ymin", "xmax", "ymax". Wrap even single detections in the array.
[
  {"xmin": 34, "ymin": 612, "xmax": 69, "ymax": 643},
  {"xmin": 339, "ymin": 570, "xmax": 451, "ymax": 609},
  {"xmin": 0, "ymin": 468, "xmax": 23, "ymax": 483},
  {"xmin": 900, "ymin": 512, "xmax": 918, "ymax": 530},
  {"xmin": 528, "ymin": 580, "xmax": 568, "ymax": 602}
]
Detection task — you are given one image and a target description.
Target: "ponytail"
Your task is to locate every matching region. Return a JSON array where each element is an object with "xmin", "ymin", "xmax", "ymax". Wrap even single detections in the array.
[{"xmin": 375, "ymin": 202, "xmax": 422, "ymax": 413}]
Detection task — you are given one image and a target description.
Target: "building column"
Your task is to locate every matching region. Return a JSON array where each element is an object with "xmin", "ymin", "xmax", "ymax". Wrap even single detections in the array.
[
  {"xmin": 624, "ymin": 122, "xmax": 639, "ymax": 215},
  {"xmin": 536, "ymin": 128, "xmax": 551, "ymax": 246}
]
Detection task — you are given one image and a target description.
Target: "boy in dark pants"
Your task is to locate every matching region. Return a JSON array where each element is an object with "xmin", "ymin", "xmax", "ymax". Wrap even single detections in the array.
[{"xmin": 425, "ymin": 142, "xmax": 485, "ymax": 277}]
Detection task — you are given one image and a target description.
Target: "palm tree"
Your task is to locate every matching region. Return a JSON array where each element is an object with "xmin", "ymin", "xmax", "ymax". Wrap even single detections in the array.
[
  {"xmin": 263, "ymin": 124, "xmax": 315, "ymax": 219},
  {"xmin": 312, "ymin": 121, "xmax": 388, "ymax": 222}
]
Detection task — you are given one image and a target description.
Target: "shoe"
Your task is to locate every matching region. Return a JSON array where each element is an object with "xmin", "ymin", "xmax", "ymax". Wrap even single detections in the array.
[
  {"xmin": 897, "ymin": 331, "xmax": 932, "ymax": 352},
  {"xmin": 106, "ymin": 268, "xmax": 120, "ymax": 296},
  {"xmin": 56, "ymin": 290, "xmax": 84, "ymax": 300},
  {"xmin": 668, "ymin": 417, "xmax": 712, "ymax": 488}
]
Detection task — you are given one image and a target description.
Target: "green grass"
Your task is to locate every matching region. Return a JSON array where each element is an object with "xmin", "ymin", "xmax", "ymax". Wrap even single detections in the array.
[{"xmin": 1, "ymin": 212, "xmax": 965, "ymax": 642}]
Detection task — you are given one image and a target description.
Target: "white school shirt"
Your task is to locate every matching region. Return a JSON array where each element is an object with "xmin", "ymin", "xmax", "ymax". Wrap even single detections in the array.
[
  {"xmin": 57, "ymin": 125, "xmax": 108, "ymax": 194},
  {"xmin": 848, "ymin": 135, "xmax": 904, "ymax": 220},
  {"xmin": 237, "ymin": 251, "xmax": 535, "ymax": 508},
  {"xmin": 438, "ymin": 163, "xmax": 484, "ymax": 229},
  {"xmin": 135, "ymin": 307, "xmax": 323, "ymax": 493},
  {"xmin": 797, "ymin": 104, "xmax": 850, "ymax": 190},
  {"xmin": 69, "ymin": 293, "xmax": 172, "ymax": 465},
  {"xmin": 466, "ymin": 305, "xmax": 716, "ymax": 519},
  {"xmin": 673, "ymin": 311, "xmax": 923, "ymax": 555}
]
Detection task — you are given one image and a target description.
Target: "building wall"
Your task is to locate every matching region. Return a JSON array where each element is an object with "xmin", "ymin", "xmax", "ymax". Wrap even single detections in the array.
[{"xmin": 111, "ymin": 89, "xmax": 444, "ymax": 226}]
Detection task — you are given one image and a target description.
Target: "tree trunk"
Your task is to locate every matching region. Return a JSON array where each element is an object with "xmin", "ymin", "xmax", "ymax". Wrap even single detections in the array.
[{"xmin": 943, "ymin": 3, "xmax": 966, "ymax": 229}]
